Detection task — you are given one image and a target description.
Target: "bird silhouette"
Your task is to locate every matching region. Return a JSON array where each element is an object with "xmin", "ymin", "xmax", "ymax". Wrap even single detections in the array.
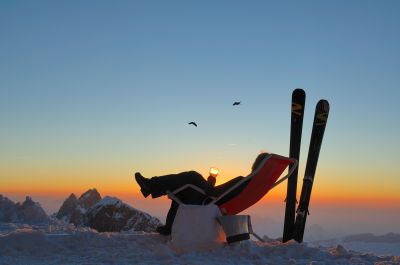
[
  {"xmin": 188, "ymin": 122, "xmax": 197, "ymax": 127},
  {"xmin": 233, "ymin": 101, "xmax": 241, "ymax": 106}
]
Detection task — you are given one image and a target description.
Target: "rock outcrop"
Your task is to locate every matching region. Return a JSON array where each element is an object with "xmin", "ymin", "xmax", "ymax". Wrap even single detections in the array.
[
  {"xmin": 0, "ymin": 195, "xmax": 49, "ymax": 224},
  {"xmin": 56, "ymin": 189, "xmax": 101, "ymax": 225},
  {"xmin": 85, "ymin": 196, "xmax": 161, "ymax": 232},
  {"xmin": 56, "ymin": 190, "xmax": 161, "ymax": 232}
]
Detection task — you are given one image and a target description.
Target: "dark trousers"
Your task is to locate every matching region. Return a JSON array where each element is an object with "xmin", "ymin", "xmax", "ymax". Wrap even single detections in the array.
[
  {"xmin": 149, "ymin": 171, "xmax": 245, "ymax": 229},
  {"xmin": 163, "ymin": 176, "xmax": 246, "ymax": 230},
  {"xmin": 149, "ymin": 171, "xmax": 211, "ymax": 199}
]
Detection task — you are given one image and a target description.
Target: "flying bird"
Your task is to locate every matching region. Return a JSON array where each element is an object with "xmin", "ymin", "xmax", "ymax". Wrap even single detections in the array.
[
  {"xmin": 188, "ymin": 122, "xmax": 197, "ymax": 127},
  {"xmin": 233, "ymin": 101, "xmax": 241, "ymax": 106}
]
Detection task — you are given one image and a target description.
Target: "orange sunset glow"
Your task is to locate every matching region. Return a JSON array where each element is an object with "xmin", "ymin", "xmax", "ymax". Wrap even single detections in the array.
[{"xmin": 2, "ymin": 1, "xmax": 400, "ymax": 247}]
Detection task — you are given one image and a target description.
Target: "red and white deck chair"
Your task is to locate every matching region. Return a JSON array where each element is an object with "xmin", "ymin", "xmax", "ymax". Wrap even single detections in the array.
[{"xmin": 167, "ymin": 153, "xmax": 298, "ymax": 244}]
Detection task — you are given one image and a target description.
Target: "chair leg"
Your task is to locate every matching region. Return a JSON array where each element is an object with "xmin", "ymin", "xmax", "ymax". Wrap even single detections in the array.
[
  {"xmin": 165, "ymin": 201, "xmax": 179, "ymax": 230},
  {"xmin": 247, "ymin": 215, "xmax": 265, "ymax": 242}
]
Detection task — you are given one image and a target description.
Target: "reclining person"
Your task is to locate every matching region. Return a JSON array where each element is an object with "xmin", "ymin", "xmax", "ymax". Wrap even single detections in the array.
[{"xmin": 135, "ymin": 152, "xmax": 269, "ymax": 235}]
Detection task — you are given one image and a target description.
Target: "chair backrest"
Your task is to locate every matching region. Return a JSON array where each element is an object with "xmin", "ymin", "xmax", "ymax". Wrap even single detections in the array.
[{"xmin": 216, "ymin": 154, "xmax": 294, "ymax": 215}]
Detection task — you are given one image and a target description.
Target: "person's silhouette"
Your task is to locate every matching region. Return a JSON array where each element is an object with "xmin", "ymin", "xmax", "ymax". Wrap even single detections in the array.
[{"xmin": 135, "ymin": 152, "xmax": 269, "ymax": 235}]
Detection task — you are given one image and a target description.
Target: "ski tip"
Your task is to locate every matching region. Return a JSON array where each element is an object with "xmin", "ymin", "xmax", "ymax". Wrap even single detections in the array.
[
  {"xmin": 317, "ymin": 99, "xmax": 330, "ymax": 111},
  {"xmin": 315, "ymin": 100, "xmax": 330, "ymax": 125},
  {"xmin": 293, "ymin": 88, "xmax": 306, "ymax": 96}
]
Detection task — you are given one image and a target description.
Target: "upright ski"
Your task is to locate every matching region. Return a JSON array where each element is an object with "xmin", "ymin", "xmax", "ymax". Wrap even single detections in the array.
[
  {"xmin": 282, "ymin": 88, "xmax": 306, "ymax": 243},
  {"xmin": 293, "ymin": 99, "xmax": 329, "ymax": 243}
]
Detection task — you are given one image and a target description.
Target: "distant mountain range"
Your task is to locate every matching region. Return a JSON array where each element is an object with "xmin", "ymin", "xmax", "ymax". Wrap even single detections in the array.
[
  {"xmin": 0, "ymin": 189, "xmax": 161, "ymax": 233},
  {"xmin": 342, "ymin": 233, "xmax": 400, "ymax": 243},
  {"xmin": 309, "ymin": 232, "xmax": 400, "ymax": 256},
  {"xmin": 2, "ymin": 192, "xmax": 399, "ymax": 245},
  {"xmin": 0, "ymin": 195, "xmax": 49, "ymax": 224}
]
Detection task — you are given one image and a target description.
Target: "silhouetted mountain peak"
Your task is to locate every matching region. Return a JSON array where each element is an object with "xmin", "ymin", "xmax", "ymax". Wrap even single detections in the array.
[
  {"xmin": 67, "ymin": 193, "xmax": 78, "ymax": 201},
  {"xmin": 85, "ymin": 196, "xmax": 161, "ymax": 232},
  {"xmin": 56, "ymin": 193, "xmax": 83, "ymax": 224},
  {"xmin": 0, "ymin": 194, "xmax": 48, "ymax": 224},
  {"xmin": 78, "ymin": 189, "xmax": 101, "ymax": 209},
  {"xmin": 21, "ymin": 196, "xmax": 35, "ymax": 207},
  {"xmin": 0, "ymin": 194, "xmax": 18, "ymax": 222},
  {"xmin": 55, "ymin": 189, "xmax": 161, "ymax": 232}
]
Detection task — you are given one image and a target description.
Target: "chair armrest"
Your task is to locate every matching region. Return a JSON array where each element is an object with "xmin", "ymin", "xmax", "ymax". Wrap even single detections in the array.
[
  {"xmin": 271, "ymin": 158, "xmax": 298, "ymax": 189},
  {"xmin": 168, "ymin": 184, "xmax": 207, "ymax": 196},
  {"xmin": 167, "ymin": 184, "xmax": 209, "ymax": 205}
]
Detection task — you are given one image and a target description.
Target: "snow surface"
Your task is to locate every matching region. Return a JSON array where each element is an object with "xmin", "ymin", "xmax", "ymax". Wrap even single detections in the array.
[
  {"xmin": 0, "ymin": 221, "xmax": 399, "ymax": 265},
  {"xmin": 93, "ymin": 196, "xmax": 122, "ymax": 207},
  {"xmin": 310, "ymin": 234, "xmax": 400, "ymax": 257},
  {"xmin": 91, "ymin": 196, "xmax": 147, "ymax": 215}
]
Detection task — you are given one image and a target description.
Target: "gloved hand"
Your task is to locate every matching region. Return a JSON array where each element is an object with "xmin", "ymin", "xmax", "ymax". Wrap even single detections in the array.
[{"xmin": 207, "ymin": 175, "xmax": 216, "ymax": 187}]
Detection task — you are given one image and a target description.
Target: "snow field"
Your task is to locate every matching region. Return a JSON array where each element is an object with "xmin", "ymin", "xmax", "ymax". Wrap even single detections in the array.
[{"xmin": 1, "ymin": 225, "xmax": 399, "ymax": 265}]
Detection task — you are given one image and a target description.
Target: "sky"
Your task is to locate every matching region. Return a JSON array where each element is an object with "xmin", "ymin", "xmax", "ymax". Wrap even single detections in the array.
[{"xmin": 1, "ymin": 1, "xmax": 400, "ymax": 238}]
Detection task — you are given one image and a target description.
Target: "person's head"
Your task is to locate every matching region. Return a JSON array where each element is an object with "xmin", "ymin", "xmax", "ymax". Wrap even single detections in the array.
[{"xmin": 251, "ymin": 152, "xmax": 270, "ymax": 172}]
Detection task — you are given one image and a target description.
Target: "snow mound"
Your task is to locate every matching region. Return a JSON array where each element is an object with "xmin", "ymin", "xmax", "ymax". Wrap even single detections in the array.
[{"xmin": 0, "ymin": 223, "xmax": 399, "ymax": 265}]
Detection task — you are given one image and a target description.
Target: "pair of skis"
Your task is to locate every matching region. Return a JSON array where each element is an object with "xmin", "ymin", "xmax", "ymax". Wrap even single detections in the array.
[{"xmin": 282, "ymin": 89, "xmax": 330, "ymax": 243}]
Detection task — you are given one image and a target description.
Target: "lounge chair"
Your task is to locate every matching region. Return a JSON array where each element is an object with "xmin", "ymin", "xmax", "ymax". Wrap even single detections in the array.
[
  {"xmin": 167, "ymin": 153, "xmax": 298, "ymax": 215},
  {"xmin": 167, "ymin": 153, "xmax": 298, "ymax": 243}
]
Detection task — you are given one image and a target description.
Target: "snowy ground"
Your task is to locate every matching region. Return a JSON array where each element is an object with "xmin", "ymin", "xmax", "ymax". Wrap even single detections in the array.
[
  {"xmin": 310, "ymin": 238, "xmax": 400, "ymax": 257},
  {"xmin": 1, "ymin": 223, "xmax": 399, "ymax": 265}
]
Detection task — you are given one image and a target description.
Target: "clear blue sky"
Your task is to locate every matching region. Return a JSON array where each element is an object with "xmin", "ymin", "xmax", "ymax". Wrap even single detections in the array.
[{"xmin": 1, "ymin": 1, "xmax": 399, "ymax": 202}]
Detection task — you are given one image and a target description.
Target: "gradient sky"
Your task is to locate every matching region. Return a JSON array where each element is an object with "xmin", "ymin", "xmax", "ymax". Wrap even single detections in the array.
[{"xmin": 1, "ymin": 1, "xmax": 400, "ymax": 237}]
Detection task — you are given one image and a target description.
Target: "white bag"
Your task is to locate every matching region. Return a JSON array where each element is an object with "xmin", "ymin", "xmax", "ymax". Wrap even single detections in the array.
[{"xmin": 170, "ymin": 204, "xmax": 226, "ymax": 252}]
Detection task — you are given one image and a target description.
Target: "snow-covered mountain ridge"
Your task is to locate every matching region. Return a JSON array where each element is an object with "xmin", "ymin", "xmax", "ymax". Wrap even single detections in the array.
[
  {"xmin": 0, "ymin": 195, "xmax": 49, "ymax": 224},
  {"xmin": 85, "ymin": 195, "xmax": 161, "ymax": 232},
  {"xmin": 1, "ymin": 190, "xmax": 161, "ymax": 233},
  {"xmin": 1, "ymin": 193, "xmax": 400, "ymax": 264}
]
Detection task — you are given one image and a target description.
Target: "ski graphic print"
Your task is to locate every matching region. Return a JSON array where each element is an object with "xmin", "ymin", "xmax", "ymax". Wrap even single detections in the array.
[
  {"xmin": 282, "ymin": 88, "xmax": 306, "ymax": 243},
  {"xmin": 293, "ymin": 99, "xmax": 329, "ymax": 243}
]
